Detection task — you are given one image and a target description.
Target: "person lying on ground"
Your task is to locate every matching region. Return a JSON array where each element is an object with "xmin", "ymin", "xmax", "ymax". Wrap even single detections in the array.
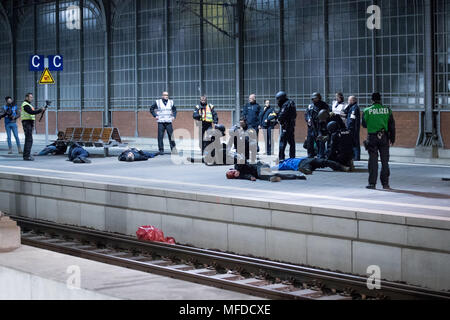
[
  {"xmin": 36, "ymin": 131, "xmax": 68, "ymax": 156},
  {"xmin": 119, "ymin": 148, "xmax": 159, "ymax": 162},
  {"xmin": 68, "ymin": 143, "xmax": 91, "ymax": 164},
  {"xmin": 273, "ymin": 157, "xmax": 350, "ymax": 175},
  {"xmin": 226, "ymin": 161, "xmax": 306, "ymax": 182}
]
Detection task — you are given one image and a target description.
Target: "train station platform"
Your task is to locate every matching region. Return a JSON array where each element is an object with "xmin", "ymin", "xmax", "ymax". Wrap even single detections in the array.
[
  {"xmin": 0, "ymin": 136, "xmax": 449, "ymax": 292},
  {"xmin": 0, "ymin": 245, "xmax": 258, "ymax": 300}
]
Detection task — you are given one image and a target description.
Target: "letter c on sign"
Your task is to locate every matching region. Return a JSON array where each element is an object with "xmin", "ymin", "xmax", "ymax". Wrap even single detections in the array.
[
  {"xmin": 53, "ymin": 55, "xmax": 62, "ymax": 68},
  {"xmin": 32, "ymin": 55, "xmax": 41, "ymax": 68}
]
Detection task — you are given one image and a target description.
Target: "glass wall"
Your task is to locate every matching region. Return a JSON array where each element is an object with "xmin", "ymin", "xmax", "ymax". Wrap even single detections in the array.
[
  {"xmin": 244, "ymin": 0, "xmax": 280, "ymax": 105},
  {"xmin": 284, "ymin": 0, "xmax": 326, "ymax": 107},
  {"xmin": 5, "ymin": 0, "xmax": 448, "ymax": 116},
  {"xmin": 0, "ymin": 9, "xmax": 11, "ymax": 102},
  {"xmin": 327, "ymin": 0, "xmax": 373, "ymax": 107},
  {"xmin": 110, "ymin": 0, "xmax": 135, "ymax": 110},
  {"xmin": 16, "ymin": 7, "xmax": 35, "ymax": 104},
  {"xmin": 436, "ymin": 0, "xmax": 450, "ymax": 109},
  {"xmin": 376, "ymin": 0, "xmax": 424, "ymax": 110}
]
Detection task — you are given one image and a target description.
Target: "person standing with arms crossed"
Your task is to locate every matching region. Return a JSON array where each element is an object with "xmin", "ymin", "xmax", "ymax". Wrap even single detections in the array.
[
  {"xmin": 21, "ymin": 93, "xmax": 45, "ymax": 161},
  {"xmin": 362, "ymin": 93, "xmax": 396, "ymax": 190},
  {"xmin": 193, "ymin": 96, "xmax": 219, "ymax": 153},
  {"xmin": 150, "ymin": 92, "xmax": 177, "ymax": 155}
]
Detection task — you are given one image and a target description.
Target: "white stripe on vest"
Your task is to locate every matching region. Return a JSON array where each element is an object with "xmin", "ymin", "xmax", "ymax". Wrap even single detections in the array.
[{"xmin": 156, "ymin": 99, "xmax": 174, "ymax": 123}]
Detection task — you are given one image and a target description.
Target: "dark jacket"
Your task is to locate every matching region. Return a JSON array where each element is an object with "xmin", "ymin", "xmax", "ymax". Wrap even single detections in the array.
[
  {"xmin": 68, "ymin": 143, "xmax": 89, "ymax": 161},
  {"xmin": 242, "ymin": 102, "xmax": 262, "ymax": 129},
  {"xmin": 327, "ymin": 130, "xmax": 354, "ymax": 166},
  {"xmin": 305, "ymin": 101, "xmax": 330, "ymax": 134},
  {"xmin": 49, "ymin": 139, "xmax": 68, "ymax": 155},
  {"xmin": 118, "ymin": 148, "xmax": 158, "ymax": 162},
  {"xmin": 345, "ymin": 103, "xmax": 361, "ymax": 146},
  {"xmin": 0, "ymin": 104, "xmax": 21, "ymax": 125},
  {"xmin": 278, "ymin": 100, "xmax": 297, "ymax": 129},
  {"xmin": 259, "ymin": 106, "xmax": 277, "ymax": 129}
]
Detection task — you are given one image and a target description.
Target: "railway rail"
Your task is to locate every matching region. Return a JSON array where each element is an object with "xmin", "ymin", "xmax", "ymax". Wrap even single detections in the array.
[{"xmin": 12, "ymin": 215, "xmax": 450, "ymax": 300}]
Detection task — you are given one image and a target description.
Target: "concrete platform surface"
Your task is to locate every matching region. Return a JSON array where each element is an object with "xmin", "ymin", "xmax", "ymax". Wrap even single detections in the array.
[
  {"xmin": 0, "ymin": 245, "xmax": 261, "ymax": 300},
  {"xmin": 0, "ymin": 152, "xmax": 449, "ymax": 220}
]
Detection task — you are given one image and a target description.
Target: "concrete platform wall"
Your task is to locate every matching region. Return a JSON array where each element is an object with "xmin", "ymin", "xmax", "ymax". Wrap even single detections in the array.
[{"xmin": 0, "ymin": 172, "xmax": 449, "ymax": 291}]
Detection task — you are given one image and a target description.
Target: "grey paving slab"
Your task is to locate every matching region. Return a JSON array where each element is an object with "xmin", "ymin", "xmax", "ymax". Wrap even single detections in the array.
[{"xmin": 0, "ymin": 245, "xmax": 260, "ymax": 300}]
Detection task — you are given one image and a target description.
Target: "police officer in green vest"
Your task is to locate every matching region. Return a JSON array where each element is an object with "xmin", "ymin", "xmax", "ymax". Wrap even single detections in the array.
[
  {"xmin": 21, "ymin": 93, "xmax": 45, "ymax": 161},
  {"xmin": 362, "ymin": 93, "xmax": 396, "ymax": 190}
]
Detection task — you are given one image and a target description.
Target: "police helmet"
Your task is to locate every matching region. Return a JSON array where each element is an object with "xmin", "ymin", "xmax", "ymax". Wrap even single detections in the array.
[
  {"xmin": 311, "ymin": 92, "xmax": 322, "ymax": 100},
  {"xmin": 275, "ymin": 91, "xmax": 287, "ymax": 101},
  {"xmin": 215, "ymin": 124, "xmax": 226, "ymax": 136},
  {"xmin": 318, "ymin": 109, "xmax": 330, "ymax": 122},
  {"xmin": 327, "ymin": 121, "xmax": 339, "ymax": 133}
]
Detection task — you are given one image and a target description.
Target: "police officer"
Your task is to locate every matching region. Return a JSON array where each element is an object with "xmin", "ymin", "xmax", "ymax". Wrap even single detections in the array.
[
  {"xmin": 305, "ymin": 93, "xmax": 330, "ymax": 158},
  {"xmin": 21, "ymin": 93, "xmax": 45, "ymax": 161},
  {"xmin": 326, "ymin": 121, "xmax": 354, "ymax": 169},
  {"xmin": 346, "ymin": 96, "xmax": 361, "ymax": 161},
  {"xmin": 276, "ymin": 91, "xmax": 297, "ymax": 161},
  {"xmin": 259, "ymin": 100, "xmax": 278, "ymax": 156},
  {"xmin": 193, "ymin": 96, "xmax": 219, "ymax": 152},
  {"xmin": 150, "ymin": 91, "xmax": 177, "ymax": 155},
  {"xmin": 362, "ymin": 93, "xmax": 396, "ymax": 190}
]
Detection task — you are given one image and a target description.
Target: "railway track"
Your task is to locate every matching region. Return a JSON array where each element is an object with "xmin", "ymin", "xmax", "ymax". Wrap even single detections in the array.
[{"xmin": 12, "ymin": 215, "xmax": 450, "ymax": 300}]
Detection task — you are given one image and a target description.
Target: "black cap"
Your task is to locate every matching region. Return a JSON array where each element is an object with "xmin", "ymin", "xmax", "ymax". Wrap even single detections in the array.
[{"xmin": 371, "ymin": 92, "xmax": 381, "ymax": 102}]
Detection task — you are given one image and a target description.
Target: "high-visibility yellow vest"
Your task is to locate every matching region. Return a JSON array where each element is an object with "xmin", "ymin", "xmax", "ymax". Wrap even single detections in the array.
[
  {"xmin": 21, "ymin": 101, "xmax": 35, "ymax": 121},
  {"xmin": 197, "ymin": 104, "xmax": 214, "ymax": 123}
]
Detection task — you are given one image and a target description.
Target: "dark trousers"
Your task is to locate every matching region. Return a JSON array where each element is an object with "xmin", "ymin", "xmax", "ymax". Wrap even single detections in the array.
[
  {"xmin": 279, "ymin": 127, "xmax": 296, "ymax": 161},
  {"xmin": 22, "ymin": 120, "xmax": 34, "ymax": 159},
  {"xmin": 201, "ymin": 122, "xmax": 213, "ymax": 152},
  {"xmin": 353, "ymin": 146, "xmax": 361, "ymax": 161},
  {"xmin": 367, "ymin": 133, "xmax": 390, "ymax": 186},
  {"xmin": 263, "ymin": 128, "xmax": 273, "ymax": 156},
  {"xmin": 299, "ymin": 158, "xmax": 344, "ymax": 172},
  {"xmin": 317, "ymin": 140, "xmax": 327, "ymax": 159},
  {"xmin": 158, "ymin": 122, "xmax": 176, "ymax": 153},
  {"xmin": 306, "ymin": 127, "xmax": 316, "ymax": 158}
]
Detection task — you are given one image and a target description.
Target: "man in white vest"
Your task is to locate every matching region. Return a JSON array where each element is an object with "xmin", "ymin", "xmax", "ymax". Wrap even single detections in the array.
[
  {"xmin": 150, "ymin": 92, "xmax": 177, "ymax": 154},
  {"xmin": 332, "ymin": 92, "xmax": 348, "ymax": 125}
]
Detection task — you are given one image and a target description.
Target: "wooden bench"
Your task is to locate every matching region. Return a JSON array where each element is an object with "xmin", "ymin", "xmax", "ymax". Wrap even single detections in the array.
[{"xmin": 63, "ymin": 127, "xmax": 128, "ymax": 156}]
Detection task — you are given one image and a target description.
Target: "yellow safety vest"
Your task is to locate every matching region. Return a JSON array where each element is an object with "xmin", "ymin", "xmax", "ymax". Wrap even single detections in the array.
[
  {"xmin": 197, "ymin": 104, "xmax": 214, "ymax": 123},
  {"xmin": 21, "ymin": 101, "xmax": 35, "ymax": 121}
]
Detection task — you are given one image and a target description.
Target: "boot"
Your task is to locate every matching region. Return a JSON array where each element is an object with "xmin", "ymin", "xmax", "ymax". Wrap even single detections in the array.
[
  {"xmin": 8, "ymin": 148, "xmax": 12, "ymax": 154},
  {"xmin": 18, "ymin": 146, "xmax": 23, "ymax": 155}
]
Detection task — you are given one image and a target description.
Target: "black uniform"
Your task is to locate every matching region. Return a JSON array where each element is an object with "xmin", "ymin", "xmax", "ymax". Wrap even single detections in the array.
[
  {"xmin": 259, "ymin": 106, "xmax": 277, "ymax": 156},
  {"xmin": 327, "ymin": 130, "xmax": 354, "ymax": 167},
  {"xmin": 305, "ymin": 101, "xmax": 330, "ymax": 158},
  {"xmin": 278, "ymin": 99, "xmax": 297, "ymax": 161},
  {"xmin": 235, "ymin": 162, "xmax": 305, "ymax": 181}
]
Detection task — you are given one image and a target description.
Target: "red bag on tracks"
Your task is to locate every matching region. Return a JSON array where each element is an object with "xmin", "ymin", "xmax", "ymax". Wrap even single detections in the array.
[{"xmin": 136, "ymin": 226, "xmax": 176, "ymax": 244}]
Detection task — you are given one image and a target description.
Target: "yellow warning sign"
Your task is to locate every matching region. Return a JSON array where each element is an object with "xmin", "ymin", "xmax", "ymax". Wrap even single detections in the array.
[{"xmin": 38, "ymin": 68, "xmax": 55, "ymax": 84}]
